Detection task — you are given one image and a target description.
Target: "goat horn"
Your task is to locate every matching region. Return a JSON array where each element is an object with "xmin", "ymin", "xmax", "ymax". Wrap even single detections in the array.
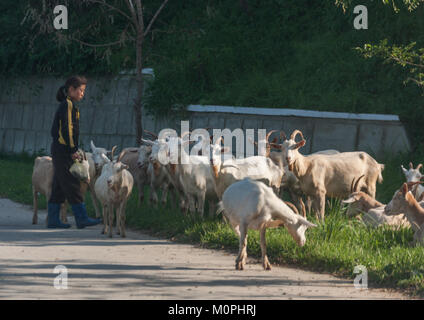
[
  {"xmin": 410, "ymin": 162, "xmax": 414, "ymax": 169},
  {"xmin": 110, "ymin": 145, "xmax": 117, "ymax": 161},
  {"xmin": 266, "ymin": 130, "xmax": 277, "ymax": 142},
  {"xmin": 181, "ymin": 131, "xmax": 191, "ymax": 140},
  {"xmin": 290, "ymin": 129, "xmax": 304, "ymax": 142},
  {"xmin": 143, "ymin": 129, "xmax": 158, "ymax": 139},
  {"xmin": 417, "ymin": 164, "xmax": 423, "ymax": 171},
  {"xmin": 117, "ymin": 150, "xmax": 126, "ymax": 162},
  {"xmin": 284, "ymin": 201, "xmax": 300, "ymax": 216},
  {"xmin": 299, "ymin": 198, "xmax": 306, "ymax": 218},
  {"xmin": 248, "ymin": 137, "xmax": 258, "ymax": 147},
  {"xmin": 353, "ymin": 175, "xmax": 365, "ymax": 193},
  {"xmin": 214, "ymin": 135, "xmax": 224, "ymax": 146},
  {"xmin": 407, "ymin": 181, "xmax": 424, "ymax": 188}
]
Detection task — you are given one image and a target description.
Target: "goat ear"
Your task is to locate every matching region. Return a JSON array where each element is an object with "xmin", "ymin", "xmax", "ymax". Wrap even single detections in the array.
[
  {"xmin": 342, "ymin": 196, "xmax": 356, "ymax": 204},
  {"xmin": 401, "ymin": 165, "xmax": 407, "ymax": 174},
  {"xmin": 90, "ymin": 140, "xmax": 96, "ymax": 152},
  {"xmin": 295, "ymin": 140, "xmax": 306, "ymax": 149},
  {"xmin": 270, "ymin": 143, "xmax": 282, "ymax": 150},
  {"xmin": 298, "ymin": 216, "xmax": 317, "ymax": 228},
  {"xmin": 402, "ymin": 183, "xmax": 408, "ymax": 196},
  {"xmin": 140, "ymin": 138, "xmax": 154, "ymax": 146}
]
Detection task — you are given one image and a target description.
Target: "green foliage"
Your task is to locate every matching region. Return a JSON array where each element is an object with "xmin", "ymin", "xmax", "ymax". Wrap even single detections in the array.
[
  {"xmin": 357, "ymin": 39, "xmax": 424, "ymax": 90},
  {"xmin": 335, "ymin": 0, "xmax": 424, "ymax": 12},
  {"xmin": 143, "ymin": 0, "xmax": 424, "ymax": 148},
  {"xmin": 2, "ymin": 1, "xmax": 424, "ymax": 147}
]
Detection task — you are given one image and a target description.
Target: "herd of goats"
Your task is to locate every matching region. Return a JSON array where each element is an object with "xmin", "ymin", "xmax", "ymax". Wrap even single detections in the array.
[{"xmin": 31, "ymin": 129, "xmax": 424, "ymax": 270}]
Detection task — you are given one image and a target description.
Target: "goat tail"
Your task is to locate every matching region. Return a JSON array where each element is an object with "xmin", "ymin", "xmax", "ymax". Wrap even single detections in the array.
[
  {"xmin": 216, "ymin": 201, "xmax": 225, "ymax": 216},
  {"xmin": 216, "ymin": 201, "xmax": 229, "ymax": 223},
  {"xmin": 378, "ymin": 163, "xmax": 385, "ymax": 183}
]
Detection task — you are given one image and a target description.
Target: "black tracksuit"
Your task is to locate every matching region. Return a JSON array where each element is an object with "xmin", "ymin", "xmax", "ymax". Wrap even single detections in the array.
[{"xmin": 49, "ymin": 96, "xmax": 83, "ymax": 205}]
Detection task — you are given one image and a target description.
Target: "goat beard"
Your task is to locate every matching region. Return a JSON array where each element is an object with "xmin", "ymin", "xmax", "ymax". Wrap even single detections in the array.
[
  {"xmin": 288, "ymin": 162, "xmax": 294, "ymax": 172},
  {"xmin": 212, "ymin": 165, "xmax": 219, "ymax": 178},
  {"xmin": 153, "ymin": 161, "xmax": 161, "ymax": 176},
  {"xmin": 170, "ymin": 163, "xmax": 176, "ymax": 175}
]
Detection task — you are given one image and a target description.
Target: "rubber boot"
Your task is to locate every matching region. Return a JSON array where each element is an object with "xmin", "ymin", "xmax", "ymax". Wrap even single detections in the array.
[
  {"xmin": 71, "ymin": 203, "xmax": 101, "ymax": 229},
  {"xmin": 47, "ymin": 202, "xmax": 71, "ymax": 229}
]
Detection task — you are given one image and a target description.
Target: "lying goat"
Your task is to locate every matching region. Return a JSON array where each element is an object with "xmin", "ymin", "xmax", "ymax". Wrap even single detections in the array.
[
  {"xmin": 385, "ymin": 182, "xmax": 424, "ymax": 245},
  {"xmin": 342, "ymin": 175, "xmax": 409, "ymax": 228}
]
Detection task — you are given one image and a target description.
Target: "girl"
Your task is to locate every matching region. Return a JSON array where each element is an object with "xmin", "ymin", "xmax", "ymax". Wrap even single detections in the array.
[{"xmin": 48, "ymin": 75, "xmax": 100, "ymax": 228}]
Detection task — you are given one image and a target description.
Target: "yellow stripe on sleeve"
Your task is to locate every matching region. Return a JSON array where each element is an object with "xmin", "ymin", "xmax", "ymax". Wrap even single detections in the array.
[{"xmin": 66, "ymin": 98, "xmax": 75, "ymax": 148}]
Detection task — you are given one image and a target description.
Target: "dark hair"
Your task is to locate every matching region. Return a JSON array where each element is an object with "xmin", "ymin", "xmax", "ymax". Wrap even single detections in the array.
[{"xmin": 56, "ymin": 75, "xmax": 87, "ymax": 102}]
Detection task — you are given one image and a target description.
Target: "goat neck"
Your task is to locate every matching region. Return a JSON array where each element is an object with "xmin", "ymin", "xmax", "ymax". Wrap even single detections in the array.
[
  {"xmin": 404, "ymin": 192, "xmax": 424, "ymax": 227},
  {"xmin": 290, "ymin": 154, "xmax": 309, "ymax": 179}
]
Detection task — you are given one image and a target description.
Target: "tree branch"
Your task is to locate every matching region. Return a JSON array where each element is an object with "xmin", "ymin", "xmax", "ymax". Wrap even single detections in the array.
[
  {"xmin": 144, "ymin": 0, "xmax": 169, "ymax": 37},
  {"xmin": 125, "ymin": 0, "xmax": 139, "ymax": 28},
  {"xmin": 72, "ymin": 38, "xmax": 124, "ymax": 48},
  {"xmin": 134, "ymin": 0, "xmax": 144, "ymax": 32},
  {"xmin": 390, "ymin": 55, "xmax": 424, "ymax": 69},
  {"xmin": 406, "ymin": 77, "xmax": 424, "ymax": 86},
  {"xmin": 86, "ymin": 0, "xmax": 133, "ymax": 22}
]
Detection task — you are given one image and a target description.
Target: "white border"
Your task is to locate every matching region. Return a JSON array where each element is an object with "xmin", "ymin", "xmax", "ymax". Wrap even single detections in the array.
[{"xmin": 187, "ymin": 105, "xmax": 400, "ymax": 121}]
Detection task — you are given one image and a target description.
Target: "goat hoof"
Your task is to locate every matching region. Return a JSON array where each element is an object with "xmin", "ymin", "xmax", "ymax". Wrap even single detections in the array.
[
  {"xmin": 235, "ymin": 261, "xmax": 244, "ymax": 270},
  {"xmin": 263, "ymin": 263, "xmax": 271, "ymax": 271}
]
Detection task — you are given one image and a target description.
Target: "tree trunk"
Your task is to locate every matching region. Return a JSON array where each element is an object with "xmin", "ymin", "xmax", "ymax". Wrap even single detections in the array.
[{"xmin": 133, "ymin": 29, "xmax": 144, "ymax": 145}]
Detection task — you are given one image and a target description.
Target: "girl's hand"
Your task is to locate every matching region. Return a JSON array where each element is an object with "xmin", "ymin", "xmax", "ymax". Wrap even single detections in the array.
[{"xmin": 71, "ymin": 152, "xmax": 81, "ymax": 161}]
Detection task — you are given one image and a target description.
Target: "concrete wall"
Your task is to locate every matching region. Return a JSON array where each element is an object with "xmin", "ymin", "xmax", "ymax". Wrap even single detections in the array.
[{"xmin": 0, "ymin": 76, "xmax": 411, "ymax": 158}]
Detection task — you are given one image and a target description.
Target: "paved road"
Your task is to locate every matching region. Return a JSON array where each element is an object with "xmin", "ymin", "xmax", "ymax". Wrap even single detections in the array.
[{"xmin": 0, "ymin": 198, "xmax": 413, "ymax": 300}]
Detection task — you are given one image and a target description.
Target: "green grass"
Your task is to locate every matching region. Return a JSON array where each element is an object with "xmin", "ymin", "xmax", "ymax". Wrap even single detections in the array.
[{"xmin": 1, "ymin": 152, "xmax": 424, "ymax": 297}]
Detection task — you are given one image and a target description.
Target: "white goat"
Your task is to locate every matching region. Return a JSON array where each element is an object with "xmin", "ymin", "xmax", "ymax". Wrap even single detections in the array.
[
  {"xmin": 217, "ymin": 178, "xmax": 316, "ymax": 270},
  {"xmin": 32, "ymin": 154, "xmax": 90, "ymax": 225},
  {"xmin": 31, "ymin": 156, "xmax": 67, "ymax": 224},
  {"xmin": 168, "ymin": 135, "xmax": 218, "ymax": 216},
  {"xmin": 401, "ymin": 162, "xmax": 424, "ymax": 200},
  {"xmin": 141, "ymin": 137, "xmax": 180, "ymax": 209},
  {"xmin": 143, "ymin": 136, "xmax": 188, "ymax": 213},
  {"xmin": 385, "ymin": 182, "xmax": 424, "ymax": 245},
  {"xmin": 135, "ymin": 143, "xmax": 153, "ymax": 204},
  {"xmin": 209, "ymin": 137, "xmax": 283, "ymax": 199},
  {"xmin": 118, "ymin": 146, "xmax": 149, "ymax": 207},
  {"xmin": 94, "ymin": 151, "xmax": 134, "ymax": 238},
  {"xmin": 254, "ymin": 131, "xmax": 339, "ymax": 213},
  {"xmin": 89, "ymin": 141, "xmax": 117, "ymax": 218},
  {"xmin": 275, "ymin": 130, "xmax": 384, "ymax": 220}
]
